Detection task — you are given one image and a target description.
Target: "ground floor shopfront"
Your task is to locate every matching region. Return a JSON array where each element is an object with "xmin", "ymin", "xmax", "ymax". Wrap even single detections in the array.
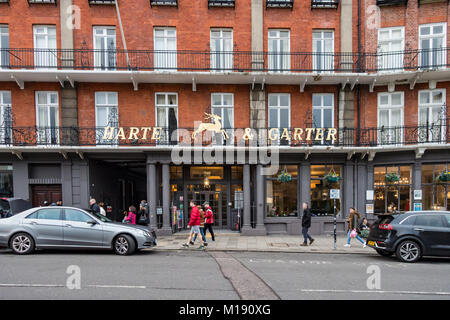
[{"xmin": 0, "ymin": 148, "xmax": 449, "ymax": 235}]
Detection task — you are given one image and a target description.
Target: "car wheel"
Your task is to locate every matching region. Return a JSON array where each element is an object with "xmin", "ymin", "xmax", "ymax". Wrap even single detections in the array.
[
  {"xmin": 113, "ymin": 234, "xmax": 136, "ymax": 256},
  {"xmin": 396, "ymin": 240, "xmax": 422, "ymax": 263},
  {"xmin": 376, "ymin": 249, "xmax": 394, "ymax": 257},
  {"xmin": 10, "ymin": 233, "xmax": 35, "ymax": 255}
]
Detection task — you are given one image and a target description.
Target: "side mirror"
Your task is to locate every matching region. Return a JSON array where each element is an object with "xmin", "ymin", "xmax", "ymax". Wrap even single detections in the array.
[{"xmin": 87, "ymin": 220, "xmax": 97, "ymax": 225}]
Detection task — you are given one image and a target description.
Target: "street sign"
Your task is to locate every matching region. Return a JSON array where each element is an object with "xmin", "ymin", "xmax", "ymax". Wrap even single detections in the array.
[{"xmin": 330, "ymin": 189, "xmax": 340, "ymax": 199}]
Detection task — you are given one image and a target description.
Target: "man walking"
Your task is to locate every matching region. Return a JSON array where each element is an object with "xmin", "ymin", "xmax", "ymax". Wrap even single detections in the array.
[
  {"xmin": 90, "ymin": 198, "xmax": 100, "ymax": 215},
  {"xmin": 203, "ymin": 202, "xmax": 215, "ymax": 242},
  {"xmin": 182, "ymin": 200, "xmax": 205, "ymax": 250},
  {"xmin": 301, "ymin": 202, "xmax": 314, "ymax": 246}
]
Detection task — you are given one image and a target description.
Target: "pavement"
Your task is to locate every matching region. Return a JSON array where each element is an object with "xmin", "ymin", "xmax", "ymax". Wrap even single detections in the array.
[{"xmin": 152, "ymin": 231, "xmax": 375, "ymax": 255}]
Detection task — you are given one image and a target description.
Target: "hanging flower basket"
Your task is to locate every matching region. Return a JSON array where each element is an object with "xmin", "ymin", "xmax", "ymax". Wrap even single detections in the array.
[
  {"xmin": 385, "ymin": 173, "xmax": 400, "ymax": 183},
  {"xmin": 438, "ymin": 171, "xmax": 450, "ymax": 182},
  {"xmin": 324, "ymin": 168, "xmax": 340, "ymax": 183},
  {"xmin": 277, "ymin": 167, "xmax": 292, "ymax": 183}
]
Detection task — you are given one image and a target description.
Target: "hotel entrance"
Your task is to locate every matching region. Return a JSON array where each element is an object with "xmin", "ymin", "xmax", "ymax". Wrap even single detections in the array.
[{"xmin": 170, "ymin": 165, "xmax": 244, "ymax": 230}]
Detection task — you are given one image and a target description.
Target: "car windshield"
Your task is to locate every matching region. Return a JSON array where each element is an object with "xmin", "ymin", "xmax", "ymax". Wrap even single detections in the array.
[
  {"xmin": 90, "ymin": 211, "xmax": 113, "ymax": 223},
  {"xmin": 0, "ymin": 199, "xmax": 10, "ymax": 211}
]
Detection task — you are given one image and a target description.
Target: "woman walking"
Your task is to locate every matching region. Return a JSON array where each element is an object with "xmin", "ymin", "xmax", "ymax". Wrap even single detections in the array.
[{"xmin": 344, "ymin": 207, "xmax": 366, "ymax": 248}]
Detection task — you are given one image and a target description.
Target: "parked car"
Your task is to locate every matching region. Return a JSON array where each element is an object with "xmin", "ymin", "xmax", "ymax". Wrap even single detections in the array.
[
  {"xmin": 366, "ymin": 211, "xmax": 450, "ymax": 263},
  {"xmin": 0, "ymin": 206, "xmax": 157, "ymax": 255},
  {"xmin": 0, "ymin": 198, "xmax": 32, "ymax": 218}
]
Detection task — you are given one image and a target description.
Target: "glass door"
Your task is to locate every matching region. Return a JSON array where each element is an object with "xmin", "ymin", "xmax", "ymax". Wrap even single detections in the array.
[
  {"xmin": 36, "ymin": 91, "xmax": 59, "ymax": 145},
  {"xmin": 313, "ymin": 30, "xmax": 334, "ymax": 72},
  {"xmin": 268, "ymin": 30, "xmax": 290, "ymax": 72},
  {"xmin": 93, "ymin": 27, "xmax": 116, "ymax": 70},
  {"xmin": 33, "ymin": 26, "xmax": 57, "ymax": 69},
  {"xmin": 210, "ymin": 29, "xmax": 233, "ymax": 71}
]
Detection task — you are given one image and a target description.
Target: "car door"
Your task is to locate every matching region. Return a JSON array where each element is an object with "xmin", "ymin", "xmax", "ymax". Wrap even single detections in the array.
[
  {"xmin": 441, "ymin": 214, "xmax": 450, "ymax": 255},
  {"xmin": 413, "ymin": 214, "xmax": 449, "ymax": 256},
  {"xmin": 63, "ymin": 208, "xmax": 104, "ymax": 248},
  {"xmin": 22, "ymin": 208, "xmax": 63, "ymax": 247}
]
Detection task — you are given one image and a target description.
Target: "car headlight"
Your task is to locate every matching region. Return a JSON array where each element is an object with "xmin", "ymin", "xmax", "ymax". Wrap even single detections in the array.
[{"xmin": 138, "ymin": 230, "xmax": 151, "ymax": 237}]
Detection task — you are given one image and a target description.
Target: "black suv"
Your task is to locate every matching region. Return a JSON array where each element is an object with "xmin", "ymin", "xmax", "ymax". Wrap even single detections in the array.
[{"xmin": 366, "ymin": 211, "xmax": 450, "ymax": 263}]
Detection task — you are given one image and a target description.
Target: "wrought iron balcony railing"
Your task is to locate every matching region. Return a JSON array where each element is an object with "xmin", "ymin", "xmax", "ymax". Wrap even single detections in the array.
[
  {"xmin": 0, "ymin": 48, "xmax": 448, "ymax": 73},
  {"xmin": 0, "ymin": 120, "xmax": 447, "ymax": 148},
  {"xmin": 311, "ymin": 0, "xmax": 339, "ymax": 9},
  {"xmin": 266, "ymin": 0, "xmax": 294, "ymax": 8},
  {"xmin": 208, "ymin": 0, "xmax": 235, "ymax": 7},
  {"xmin": 376, "ymin": 0, "xmax": 408, "ymax": 6}
]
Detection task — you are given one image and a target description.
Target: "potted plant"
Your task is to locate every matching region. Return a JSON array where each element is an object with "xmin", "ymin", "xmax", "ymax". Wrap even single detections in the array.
[
  {"xmin": 437, "ymin": 171, "xmax": 450, "ymax": 182},
  {"xmin": 277, "ymin": 167, "xmax": 292, "ymax": 183},
  {"xmin": 385, "ymin": 172, "xmax": 400, "ymax": 183},
  {"xmin": 324, "ymin": 169, "xmax": 340, "ymax": 183}
]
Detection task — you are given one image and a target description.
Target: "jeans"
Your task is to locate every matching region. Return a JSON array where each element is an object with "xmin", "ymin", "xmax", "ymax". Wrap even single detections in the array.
[
  {"xmin": 347, "ymin": 230, "xmax": 365, "ymax": 245},
  {"xmin": 193, "ymin": 227, "xmax": 207, "ymax": 243},
  {"xmin": 302, "ymin": 226, "xmax": 313, "ymax": 243}
]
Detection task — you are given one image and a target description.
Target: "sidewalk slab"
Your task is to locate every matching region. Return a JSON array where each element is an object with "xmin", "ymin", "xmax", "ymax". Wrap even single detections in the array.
[{"xmin": 152, "ymin": 234, "xmax": 377, "ymax": 255}]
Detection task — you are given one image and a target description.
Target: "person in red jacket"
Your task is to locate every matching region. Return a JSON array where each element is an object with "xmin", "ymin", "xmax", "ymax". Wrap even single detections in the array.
[
  {"xmin": 182, "ymin": 200, "xmax": 205, "ymax": 249},
  {"xmin": 203, "ymin": 202, "xmax": 215, "ymax": 242}
]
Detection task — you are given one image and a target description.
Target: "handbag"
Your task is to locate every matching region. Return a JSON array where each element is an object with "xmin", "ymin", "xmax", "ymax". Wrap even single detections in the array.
[
  {"xmin": 138, "ymin": 213, "xmax": 148, "ymax": 225},
  {"xmin": 350, "ymin": 229, "xmax": 358, "ymax": 238}
]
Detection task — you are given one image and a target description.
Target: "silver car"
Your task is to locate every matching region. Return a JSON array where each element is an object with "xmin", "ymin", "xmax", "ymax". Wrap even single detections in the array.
[{"xmin": 0, "ymin": 206, "xmax": 157, "ymax": 255}]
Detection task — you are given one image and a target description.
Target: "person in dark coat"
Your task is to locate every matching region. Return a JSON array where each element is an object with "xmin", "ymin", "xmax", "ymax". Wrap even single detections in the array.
[
  {"xmin": 301, "ymin": 202, "xmax": 314, "ymax": 246},
  {"xmin": 89, "ymin": 198, "xmax": 100, "ymax": 215}
]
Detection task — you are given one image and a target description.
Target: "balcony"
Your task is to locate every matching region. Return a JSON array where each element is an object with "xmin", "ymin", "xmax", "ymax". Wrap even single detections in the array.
[
  {"xmin": 376, "ymin": 0, "xmax": 408, "ymax": 6},
  {"xmin": 1, "ymin": 120, "xmax": 448, "ymax": 149},
  {"xmin": 88, "ymin": 0, "xmax": 116, "ymax": 5},
  {"xmin": 150, "ymin": 0, "xmax": 177, "ymax": 7},
  {"xmin": 311, "ymin": 0, "xmax": 339, "ymax": 9},
  {"xmin": 208, "ymin": 0, "xmax": 235, "ymax": 7},
  {"xmin": 0, "ymin": 48, "xmax": 448, "ymax": 73},
  {"xmin": 418, "ymin": 0, "xmax": 447, "ymax": 6},
  {"xmin": 27, "ymin": 0, "xmax": 57, "ymax": 5},
  {"xmin": 266, "ymin": 0, "xmax": 294, "ymax": 9}
]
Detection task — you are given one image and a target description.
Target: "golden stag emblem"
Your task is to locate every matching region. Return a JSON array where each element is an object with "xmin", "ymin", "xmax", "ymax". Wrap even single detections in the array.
[{"xmin": 192, "ymin": 113, "xmax": 229, "ymax": 140}]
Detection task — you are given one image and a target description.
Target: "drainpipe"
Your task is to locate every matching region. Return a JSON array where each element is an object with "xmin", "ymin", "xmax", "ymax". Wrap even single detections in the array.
[
  {"xmin": 115, "ymin": 0, "xmax": 130, "ymax": 69},
  {"xmin": 356, "ymin": 0, "xmax": 362, "ymax": 145}
]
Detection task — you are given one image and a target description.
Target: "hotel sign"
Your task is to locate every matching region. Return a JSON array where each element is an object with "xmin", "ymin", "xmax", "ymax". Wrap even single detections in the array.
[{"xmin": 102, "ymin": 113, "xmax": 337, "ymax": 143}]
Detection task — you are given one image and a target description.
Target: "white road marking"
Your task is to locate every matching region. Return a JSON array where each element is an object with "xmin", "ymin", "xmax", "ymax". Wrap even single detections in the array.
[
  {"xmin": 0, "ymin": 283, "xmax": 146, "ymax": 289},
  {"xmin": 300, "ymin": 289, "xmax": 450, "ymax": 296}
]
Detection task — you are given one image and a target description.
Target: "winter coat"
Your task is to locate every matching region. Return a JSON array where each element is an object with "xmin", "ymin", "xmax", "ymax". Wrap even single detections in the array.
[
  {"xmin": 302, "ymin": 208, "xmax": 312, "ymax": 228},
  {"xmin": 205, "ymin": 207, "xmax": 214, "ymax": 224},
  {"xmin": 188, "ymin": 205, "xmax": 201, "ymax": 227},
  {"xmin": 125, "ymin": 211, "xmax": 136, "ymax": 225}
]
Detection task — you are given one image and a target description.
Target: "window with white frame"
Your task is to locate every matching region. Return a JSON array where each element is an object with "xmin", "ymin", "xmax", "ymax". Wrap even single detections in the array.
[
  {"xmin": 155, "ymin": 93, "xmax": 178, "ymax": 144},
  {"xmin": 419, "ymin": 23, "xmax": 446, "ymax": 69},
  {"xmin": 95, "ymin": 92, "xmax": 118, "ymax": 145},
  {"xmin": 33, "ymin": 25, "xmax": 57, "ymax": 69},
  {"xmin": 312, "ymin": 94, "xmax": 334, "ymax": 145},
  {"xmin": 313, "ymin": 30, "xmax": 334, "ymax": 72},
  {"xmin": 378, "ymin": 27, "xmax": 404, "ymax": 71},
  {"xmin": 0, "ymin": 91, "xmax": 12, "ymax": 144},
  {"xmin": 268, "ymin": 94, "xmax": 290, "ymax": 145},
  {"xmin": 211, "ymin": 93, "xmax": 234, "ymax": 144},
  {"xmin": 378, "ymin": 92, "xmax": 404, "ymax": 145},
  {"xmin": 154, "ymin": 28, "xmax": 177, "ymax": 71},
  {"xmin": 93, "ymin": 27, "xmax": 116, "ymax": 70},
  {"xmin": 268, "ymin": 30, "xmax": 290, "ymax": 72},
  {"xmin": 418, "ymin": 89, "xmax": 446, "ymax": 143},
  {"xmin": 0, "ymin": 26, "xmax": 9, "ymax": 68},
  {"xmin": 210, "ymin": 29, "xmax": 233, "ymax": 71},
  {"xmin": 36, "ymin": 91, "xmax": 59, "ymax": 145}
]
